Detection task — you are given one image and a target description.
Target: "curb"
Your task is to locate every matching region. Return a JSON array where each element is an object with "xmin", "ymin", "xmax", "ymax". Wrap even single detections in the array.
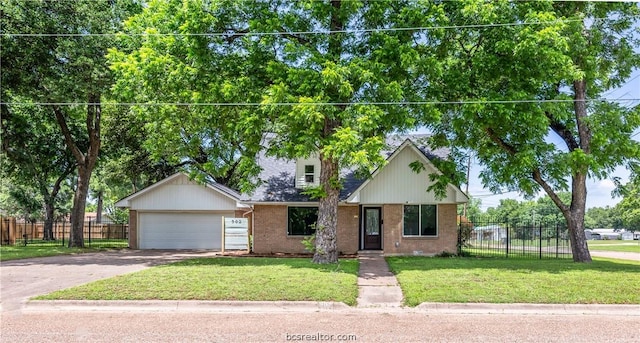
[
  {"xmin": 23, "ymin": 300, "xmax": 640, "ymax": 315},
  {"xmin": 23, "ymin": 300, "xmax": 351, "ymax": 313},
  {"xmin": 415, "ymin": 303, "xmax": 640, "ymax": 316}
]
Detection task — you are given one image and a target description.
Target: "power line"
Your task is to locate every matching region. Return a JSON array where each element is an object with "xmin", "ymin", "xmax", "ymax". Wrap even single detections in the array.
[
  {"xmin": 4, "ymin": 16, "xmax": 633, "ymax": 38},
  {"xmin": 3, "ymin": 98, "xmax": 639, "ymax": 107}
]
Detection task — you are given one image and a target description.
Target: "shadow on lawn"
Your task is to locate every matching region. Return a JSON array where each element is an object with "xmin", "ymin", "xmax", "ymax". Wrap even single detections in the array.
[
  {"xmin": 385, "ymin": 256, "xmax": 640, "ymax": 275},
  {"xmin": 166, "ymin": 256, "xmax": 359, "ymax": 275}
]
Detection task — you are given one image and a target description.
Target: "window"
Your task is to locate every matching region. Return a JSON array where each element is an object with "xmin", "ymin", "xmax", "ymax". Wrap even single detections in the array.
[
  {"xmin": 304, "ymin": 165, "xmax": 315, "ymax": 184},
  {"xmin": 288, "ymin": 207, "xmax": 318, "ymax": 236},
  {"xmin": 403, "ymin": 205, "xmax": 437, "ymax": 236}
]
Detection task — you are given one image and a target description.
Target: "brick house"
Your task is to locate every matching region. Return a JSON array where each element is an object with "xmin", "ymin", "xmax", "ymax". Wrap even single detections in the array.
[
  {"xmin": 117, "ymin": 135, "xmax": 468, "ymax": 255},
  {"xmin": 243, "ymin": 136, "xmax": 468, "ymax": 255}
]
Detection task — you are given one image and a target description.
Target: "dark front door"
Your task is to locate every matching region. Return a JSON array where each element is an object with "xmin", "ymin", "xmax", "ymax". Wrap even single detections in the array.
[{"xmin": 363, "ymin": 207, "xmax": 382, "ymax": 250}]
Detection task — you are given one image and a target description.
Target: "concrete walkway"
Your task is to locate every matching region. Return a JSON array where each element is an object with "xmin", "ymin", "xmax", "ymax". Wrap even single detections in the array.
[
  {"xmin": 356, "ymin": 252, "xmax": 403, "ymax": 308},
  {"xmin": 590, "ymin": 250, "xmax": 640, "ymax": 261}
]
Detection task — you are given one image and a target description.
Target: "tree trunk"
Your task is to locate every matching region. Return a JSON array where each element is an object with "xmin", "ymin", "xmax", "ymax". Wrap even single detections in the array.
[
  {"xmin": 54, "ymin": 95, "xmax": 101, "ymax": 248},
  {"xmin": 313, "ymin": 153, "xmax": 339, "ymax": 264},
  {"xmin": 43, "ymin": 201, "xmax": 55, "ymax": 241},
  {"xmin": 566, "ymin": 79, "xmax": 592, "ymax": 263},
  {"xmin": 69, "ymin": 166, "xmax": 91, "ymax": 247},
  {"xmin": 41, "ymin": 168, "xmax": 72, "ymax": 241},
  {"xmin": 96, "ymin": 191, "xmax": 103, "ymax": 223},
  {"xmin": 312, "ymin": 0, "xmax": 343, "ymax": 264}
]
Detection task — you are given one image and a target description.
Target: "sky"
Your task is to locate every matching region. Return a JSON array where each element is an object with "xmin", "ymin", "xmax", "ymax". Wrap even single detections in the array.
[{"xmin": 460, "ymin": 69, "xmax": 640, "ymax": 211}]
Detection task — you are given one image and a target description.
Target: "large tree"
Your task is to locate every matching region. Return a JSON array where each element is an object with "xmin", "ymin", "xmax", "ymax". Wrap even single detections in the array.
[
  {"xmin": 431, "ymin": 1, "xmax": 640, "ymax": 262},
  {"xmin": 1, "ymin": 99, "xmax": 76, "ymax": 238},
  {"xmin": 1, "ymin": 0, "xmax": 140, "ymax": 246},
  {"xmin": 110, "ymin": 0, "xmax": 444, "ymax": 263}
]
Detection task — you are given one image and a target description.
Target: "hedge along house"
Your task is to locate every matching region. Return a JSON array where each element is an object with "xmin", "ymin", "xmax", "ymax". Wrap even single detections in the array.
[
  {"xmin": 243, "ymin": 136, "xmax": 469, "ymax": 255},
  {"xmin": 115, "ymin": 173, "xmax": 248, "ymax": 249}
]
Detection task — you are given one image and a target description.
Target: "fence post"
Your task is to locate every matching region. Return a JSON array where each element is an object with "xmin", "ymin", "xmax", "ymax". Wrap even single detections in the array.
[
  {"xmin": 556, "ymin": 220, "xmax": 560, "ymax": 258},
  {"xmin": 457, "ymin": 221, "xmax": 461, "ymax": 255},
  {"xmin": 505, "ymin": 221, "xmax": 509, "ymax": 258},
  {"xmin": 539, "ymin": 222, "xmax": 543, "ymax": 260},
  {"xmin": 62, "ymin": 221, "xmax": 65, "ymax": 247},
  {"xmin": 88, "ymin": 220, "xmax": 92, "ymax": 245}
]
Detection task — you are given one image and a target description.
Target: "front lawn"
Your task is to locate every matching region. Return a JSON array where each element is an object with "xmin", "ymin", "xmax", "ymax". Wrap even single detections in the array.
[
  {"xmin": 36, "ymin": 257, "xmax": 360, "ymax": 305},
  {"xmin": 0, "ymin": 246, "xmax": 96, "ymax": 261},
  {"xmin": 387, "ymin": 256, "xmax": 640, "ymax": 306},
  {"xmin": 588, "ymin": 240, "xmax": 640, "ymax": 253}
]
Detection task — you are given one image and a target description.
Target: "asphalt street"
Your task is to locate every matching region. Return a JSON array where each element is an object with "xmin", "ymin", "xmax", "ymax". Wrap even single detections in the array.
[{"xmin": 2, "ymin": 250, "xmax": 639, "ymax": 342}]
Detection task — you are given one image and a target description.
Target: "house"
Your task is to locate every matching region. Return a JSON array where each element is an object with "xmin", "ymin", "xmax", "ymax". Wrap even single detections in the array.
[
  {"xmin": 116, "ymin": 135, "xmax": 468, "ymax": 255},
  {"xmin": 243, "ymin": 136, "xmax": 468, "ymax": 255},
  {"xmin": 473, "ymin": 225, "xmax": 507, "ymax": 242},
  {"xmin": 115, "ymin": 173, "xmax": 248, "ymax": 249}
]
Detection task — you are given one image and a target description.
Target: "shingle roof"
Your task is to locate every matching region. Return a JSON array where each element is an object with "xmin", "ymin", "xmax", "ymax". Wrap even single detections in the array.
[{"xmin": 241, "ymin": 134, "xmax": 449, "ymax": 203}]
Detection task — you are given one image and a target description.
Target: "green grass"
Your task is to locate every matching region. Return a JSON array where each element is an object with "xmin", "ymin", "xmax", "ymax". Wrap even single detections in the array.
[
  {"xmin": 588, "ymin": 240, "xmax": 640, "ymax": 253},
  {"xmin": 35, "ymin": 257, "xmax": 360, "ymax": 305},
  {"xmin": 387, "ymin": 256, "xmax": 640, "ymax": 306},
  {"xmin": 0, "ymin": 240, "xmax": 128, "ymax": 261},
  {"xmin": 0, "ymin": 246, "xmax": 97, "ymax": 261}
]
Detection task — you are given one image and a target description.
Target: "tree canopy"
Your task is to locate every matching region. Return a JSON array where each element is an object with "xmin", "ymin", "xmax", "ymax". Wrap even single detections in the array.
[
  {"xmin": 1, "ymin": 0, "xmax": 141, "ymax": 246},
  {"xmin": 109, "ymin": 0, "xmax": 447, "ymax": 263},
  {"xmin": 430, "ymin": 0, "xmax": 640, "ymax": 262}
]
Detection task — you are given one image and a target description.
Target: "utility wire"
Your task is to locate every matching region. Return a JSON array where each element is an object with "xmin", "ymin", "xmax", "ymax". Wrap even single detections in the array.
[
  {"xmin": 4, "ymin": 16, "xmax": 634, "ymax": 37},
  {"xmin": 3, "ymin": 98, "xmax": 639, "ymax": 107}
]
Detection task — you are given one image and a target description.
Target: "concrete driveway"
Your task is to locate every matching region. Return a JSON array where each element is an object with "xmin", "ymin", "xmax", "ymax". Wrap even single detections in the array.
[{"xmin": 0, "ymin": 249, "xmax": 218, "ymax": 312}]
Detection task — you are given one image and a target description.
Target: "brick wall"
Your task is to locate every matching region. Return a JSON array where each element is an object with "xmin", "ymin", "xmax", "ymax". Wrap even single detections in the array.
[
  {"xmin": 382, "ymin": 203, "xmax": 457, "ymax": 255},
  {"xmin": 252, "ymin": 205, "xmax": 359, "ymax": 254},
  {"xmin": 129, "ymin": 210, "xmax": 138, "ymax": 249}
]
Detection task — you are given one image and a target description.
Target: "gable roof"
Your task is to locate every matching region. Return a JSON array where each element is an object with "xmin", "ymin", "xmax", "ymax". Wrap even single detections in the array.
[
  {"xmin": 115, "ymin": 172, "xmax": 240, "ymax": 208},
  {"xmin": 241, "ymin": 134, "xmax": 459, "ymax": 203},
  {"xmin": 345, "ymin": 139, "xmax": 469, "ymax": 204}
]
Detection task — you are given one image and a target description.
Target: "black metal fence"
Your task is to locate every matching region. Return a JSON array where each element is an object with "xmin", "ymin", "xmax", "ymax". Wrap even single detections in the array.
[
  {"xmin": 1, "ymin": 217, "xmax": 128, "ymax": 248},
  {"xmin": 458, "ymin": 217, "xmax": 573, "ymax": 259}
]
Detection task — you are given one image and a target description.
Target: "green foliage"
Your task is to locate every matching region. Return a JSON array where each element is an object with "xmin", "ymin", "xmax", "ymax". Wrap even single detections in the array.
[
  {"xmin": 585, "ymin": 206, "xmax": 621, "ymax": 230},
  {"xmin": 1, "ymin": 99, "xmax": 76, "ymax": 221},
  {"xmin": 427, "ymin": 1, "xmax": 640, "ymax": 261},
  {"xmin": 615, "ymin": 173, "xmax": 640, "ymax": 231},
  {"xmin": 301, "ymin": 234, "xmax": 316, "ymax": 254},
  {"xmin": 1, "ymin": 0, "xmax": 143, "ymax": 245},
  {"xmin": 429, "ymin": 1, "xmax": 640, "ymax": 199},
  {"xmin": 108, "ymin": 0, "xmax": 266, "ymax": 192}
]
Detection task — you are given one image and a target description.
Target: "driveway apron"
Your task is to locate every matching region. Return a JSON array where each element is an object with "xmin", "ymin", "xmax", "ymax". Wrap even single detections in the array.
[{"xmin": 0, "ymin": 250, "xmax": 218, "ymax": 312}]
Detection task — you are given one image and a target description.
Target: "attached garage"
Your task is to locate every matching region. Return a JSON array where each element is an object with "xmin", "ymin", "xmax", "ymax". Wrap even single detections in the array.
[
  {"xmin": 116, "ymin": 173, "xmax": 243, "ymax": 250},
  {"xmin": 138, "ymin": 212, "xmax": 230, "ymax": 249}
]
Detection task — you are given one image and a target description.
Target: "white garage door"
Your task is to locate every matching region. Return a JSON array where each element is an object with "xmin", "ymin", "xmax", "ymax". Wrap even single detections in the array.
[{"xmin": 139, "ymin": 212, "xmax": 232, "ymax": 249}]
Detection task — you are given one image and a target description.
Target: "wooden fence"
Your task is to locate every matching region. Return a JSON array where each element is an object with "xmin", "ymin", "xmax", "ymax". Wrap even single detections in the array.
[{"xmin": 1, "ymin": 216, "xmax": 128, "ymax": 245}]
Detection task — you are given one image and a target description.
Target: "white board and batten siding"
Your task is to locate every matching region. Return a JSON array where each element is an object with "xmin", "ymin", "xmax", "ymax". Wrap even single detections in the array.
[
  {"xmin": 127, "ymin": 174, "xmax": 238, "ymax": 212},
  {"xmin": 353, "ymin": 145, "xmax": 467, "ymax": 204}
]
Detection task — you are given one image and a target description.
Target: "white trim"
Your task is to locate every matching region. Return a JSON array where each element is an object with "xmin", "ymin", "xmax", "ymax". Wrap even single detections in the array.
[{"xmin": 402, "ymin": 204, "xmax": 439, "ymax": 238}]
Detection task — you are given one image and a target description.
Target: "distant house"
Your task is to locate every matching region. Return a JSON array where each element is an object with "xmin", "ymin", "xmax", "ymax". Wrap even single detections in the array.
[
  {"xmin": 585, "ymin": 228, "xmax": 634, "ymax": 240},
  {"xmin": 620, "ymin": 231, "xmax": 634, "ymax": 241},
  {"xmin": 473, "ymin": 225, "xmax": 507, "ymax": 242},
  {"xmin": 117, "ymin": 135, "xmax": 469, "ymax": 254}
]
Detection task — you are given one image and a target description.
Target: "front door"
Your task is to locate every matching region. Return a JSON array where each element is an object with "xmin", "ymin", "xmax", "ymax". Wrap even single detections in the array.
[{"xmin": 363, "ymin": 207, "xmax": 382, "ymax": 250}]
